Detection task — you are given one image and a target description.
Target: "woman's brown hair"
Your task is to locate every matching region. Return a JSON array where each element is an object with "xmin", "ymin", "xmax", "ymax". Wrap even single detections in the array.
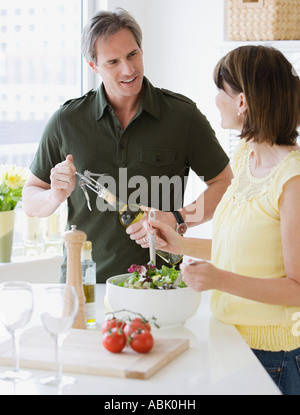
[{"xmin": 214, "ymin": 46, "xmax": 300, "ymax": 146}]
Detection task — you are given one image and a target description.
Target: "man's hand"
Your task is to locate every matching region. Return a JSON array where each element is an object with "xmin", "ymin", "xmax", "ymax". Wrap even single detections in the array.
[
  {"xmin": 50, "ymin": 155, "xmax": 76, "ymax": 204},
  {"xmin": 23, "ymin": 155, "xmax": 77, "ymax": 218}
]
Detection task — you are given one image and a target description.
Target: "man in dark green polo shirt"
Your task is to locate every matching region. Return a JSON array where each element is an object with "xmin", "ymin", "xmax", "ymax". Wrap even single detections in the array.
[{"xmin": 23, "ymin": 8, "xmax": 233, "ymax": 283}]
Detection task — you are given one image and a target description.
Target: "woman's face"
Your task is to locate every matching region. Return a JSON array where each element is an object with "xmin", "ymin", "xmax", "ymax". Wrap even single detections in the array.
[{"xmin": 215, "ymin": 81, "xmax": 244, "ymax": 131}]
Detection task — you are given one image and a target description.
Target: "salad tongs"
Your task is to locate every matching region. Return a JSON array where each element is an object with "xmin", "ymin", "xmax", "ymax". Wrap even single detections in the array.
[{"xmin": 148, "ymin": 209, "xmax": 156, "ymax": 266}]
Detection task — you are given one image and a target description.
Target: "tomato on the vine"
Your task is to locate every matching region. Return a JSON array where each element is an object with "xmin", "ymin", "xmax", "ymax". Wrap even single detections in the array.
[
  {"xmin": 101, "ymin": 312, "xmax": 155, "ymax": 354},
  {"xmin": 101, "ymin": 318, "xmax": 125, "ymax": 334},
  {"xmin": 102, "ymin": 328, "xmax": 126, "ymax": 353},
  {"xmin": 129, "ymin": 329, "xmax": 154, "ymax": 353},
  {"xmin": 132, "ymin": 318, "xmax": 151, "ymax": 332},
  {"xmin": 124, "ymin": 318, "xmax": 151, "ymax": 338}
]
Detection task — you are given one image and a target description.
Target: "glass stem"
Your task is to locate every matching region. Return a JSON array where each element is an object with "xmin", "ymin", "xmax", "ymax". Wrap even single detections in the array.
[
  {"xmin": 12, "ymin": 330, "xmax": 21, "ymax": 373},
  {"xmin": 55, "ymin": 335, "xmax": 64, "ymax": 381}
]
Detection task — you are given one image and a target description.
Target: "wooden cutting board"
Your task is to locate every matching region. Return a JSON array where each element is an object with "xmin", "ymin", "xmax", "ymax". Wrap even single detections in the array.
[{"xmin": 0, "ymin": 327, "xmax": 189, "ymax": 380}]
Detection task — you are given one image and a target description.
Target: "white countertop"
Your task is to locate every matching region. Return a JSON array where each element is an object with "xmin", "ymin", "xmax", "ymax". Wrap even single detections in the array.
[
  {"xmin": 0, "ymin": 284, "xmax": 281, "ymax": 396},
  {"xmin": 0, "ymin": 256, "xmax": 63, "ymax": 284}
]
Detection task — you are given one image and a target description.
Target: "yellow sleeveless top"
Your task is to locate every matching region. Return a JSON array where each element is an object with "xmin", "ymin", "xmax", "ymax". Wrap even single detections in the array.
[{"xmin": 210, "ymin": 140, "xmax": 300, "ymax": 351}]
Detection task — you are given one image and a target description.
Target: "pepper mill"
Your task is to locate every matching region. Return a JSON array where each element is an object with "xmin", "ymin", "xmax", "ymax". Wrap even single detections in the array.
[{"xmin": 63, "ymin": 225, "xmax": 87, "ymax": 330}]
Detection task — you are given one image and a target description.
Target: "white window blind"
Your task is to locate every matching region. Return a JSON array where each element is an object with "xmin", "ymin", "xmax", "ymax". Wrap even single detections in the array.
[{"xmin": 0, "ymin": 0, "xmax": 83, "ymax": 167}]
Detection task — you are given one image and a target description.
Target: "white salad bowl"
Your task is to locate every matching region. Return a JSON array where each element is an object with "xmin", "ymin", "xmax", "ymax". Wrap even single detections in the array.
[{"xmin": 105, "ymin": 273, "xmax": 202, "ymax": 329}]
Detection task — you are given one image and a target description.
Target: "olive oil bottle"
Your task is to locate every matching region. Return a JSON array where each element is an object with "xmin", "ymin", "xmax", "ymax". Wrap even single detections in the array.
[{"xmin": 81, "ymin": 241, "xmax": 96, "ymax": 328}]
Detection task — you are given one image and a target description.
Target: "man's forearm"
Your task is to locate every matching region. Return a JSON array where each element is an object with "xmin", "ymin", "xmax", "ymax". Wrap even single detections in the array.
[{"xmin": 22, "ymin": 186, "xmax": 62, "ymax": 218}]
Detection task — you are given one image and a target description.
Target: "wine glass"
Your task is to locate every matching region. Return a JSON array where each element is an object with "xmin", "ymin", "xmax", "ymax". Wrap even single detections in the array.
[
  {"xmin": 40, "ymin": 285, "xmax": 78, "ymax": 387},
  {"xmin": 0, "ymin": 281, "xmax": 34, "ymax": 382}
]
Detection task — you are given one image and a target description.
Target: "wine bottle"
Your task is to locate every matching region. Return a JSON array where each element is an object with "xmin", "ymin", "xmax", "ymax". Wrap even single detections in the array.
[
  {"xmin": 97, "ymin": 186, "xmax": 182, "ymax": 265},
  {"xmin": 81, "ymin": 241, "xmax": 96, "ymax": 328}
]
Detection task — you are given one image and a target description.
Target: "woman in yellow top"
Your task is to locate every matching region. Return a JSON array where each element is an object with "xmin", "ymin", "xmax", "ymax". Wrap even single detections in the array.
[{"xmin": 141, "ymin": 46, "xmax": 300, "ymax": 395}]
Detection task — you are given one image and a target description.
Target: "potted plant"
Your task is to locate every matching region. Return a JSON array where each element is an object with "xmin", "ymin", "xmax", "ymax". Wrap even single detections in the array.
[{"xmin": 0, "ymin": 164, "xmax": 27, "ymax": 262}]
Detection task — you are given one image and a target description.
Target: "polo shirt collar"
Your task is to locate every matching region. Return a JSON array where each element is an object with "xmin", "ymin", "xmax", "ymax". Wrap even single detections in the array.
[
  {"xmin": 95, "ymin": 76, "xmax": 162, "ymax": 121},
  {"xmin": 141, "ymin": 77, "xmax": 162, "ymax": 120},
  {"xmin": 95, "ymin": 84, "xmax": 110, "ymax": 120}
]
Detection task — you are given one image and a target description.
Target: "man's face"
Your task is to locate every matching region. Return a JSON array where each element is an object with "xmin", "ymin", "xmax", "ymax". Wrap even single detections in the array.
[{"xmin": 89, "ymin": 28, "xmax": 144, "ymax": 104}]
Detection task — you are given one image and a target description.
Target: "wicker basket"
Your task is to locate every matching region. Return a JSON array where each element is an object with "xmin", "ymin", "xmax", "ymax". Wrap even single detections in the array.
[{"xmin": 227, "ymin": 0, "xmax": 300, "ymax": 41}]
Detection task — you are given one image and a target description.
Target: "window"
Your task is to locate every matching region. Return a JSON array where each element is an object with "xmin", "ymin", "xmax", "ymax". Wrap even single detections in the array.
[{"xmin": 0, "ymin": 0, "xmax": 83, "ymax": 167}]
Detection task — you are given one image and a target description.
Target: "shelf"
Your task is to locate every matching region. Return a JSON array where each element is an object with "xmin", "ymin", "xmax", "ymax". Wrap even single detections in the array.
[{"xmin": 221, "ymin": 40, "xmax": 300, "ymax": 51}]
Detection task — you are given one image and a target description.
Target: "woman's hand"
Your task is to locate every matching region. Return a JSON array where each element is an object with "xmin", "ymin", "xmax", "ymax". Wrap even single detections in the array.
[
  {"xmin": 127, "ymin": 209, "xmax": 179, "ymax": 251},
  {"xmin": 128, "ymin": 210, "xmax": 212, "ymax": 262},
  {"xmin": 180, "ymin": 260, "xmax": 221, "ymax": 292},
  {"xmin": 136, "ymin": 218, "xmax": 184, "ymax": 254}
]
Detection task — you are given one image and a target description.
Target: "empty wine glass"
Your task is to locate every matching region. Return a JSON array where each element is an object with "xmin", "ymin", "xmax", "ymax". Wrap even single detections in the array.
[
  {"xmin": 0, "ymin": 281, "xmax": 34, "ymax": 382},
  {"xmin": 40, "ymin": 285, "xmax": 78, "ymax": 387}
]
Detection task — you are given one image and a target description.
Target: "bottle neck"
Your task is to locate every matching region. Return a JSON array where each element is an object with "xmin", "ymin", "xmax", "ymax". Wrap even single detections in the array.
[
  {"xmin": 99, "ymin": 187, "xmax": 126, "ymax": 211},
  {"xmin": 82, "ymin": 250, "xmax": 93, "ymax": 261}
]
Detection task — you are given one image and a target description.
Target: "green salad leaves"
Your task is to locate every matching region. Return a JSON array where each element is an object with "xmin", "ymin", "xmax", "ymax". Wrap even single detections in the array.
[{"xmin": 114, "ymin": 263, "xmax": 186, "ymax": 290}]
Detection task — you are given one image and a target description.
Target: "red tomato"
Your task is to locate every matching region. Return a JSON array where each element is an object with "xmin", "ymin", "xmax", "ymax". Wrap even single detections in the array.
[
  {"xmin": 102, "ymin": 328, "xmax": 126, "ymax": 353},
  {"xmin": 101, "ymin": 318, "xmax": 125, "ymax": 334},
  {"xmin": 132, "ymin": 318, "xmax": 151, "ymax": 332},
  {"xmin": 124, "ymin": 318, "xmax": 151, "ymax": 338},
  {"xmin": 129, "ymin": 329, "xmax": 154, "ymax": 353}
]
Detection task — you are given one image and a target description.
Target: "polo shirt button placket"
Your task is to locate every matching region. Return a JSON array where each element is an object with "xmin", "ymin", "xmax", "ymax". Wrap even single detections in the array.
[
  {"xmin": 118, "ymin": 141, "xmax": 126, "ymax": 167},
  {"xmin": 116, "ymin": 125, "xmax": 122, "ymax": 142}
]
